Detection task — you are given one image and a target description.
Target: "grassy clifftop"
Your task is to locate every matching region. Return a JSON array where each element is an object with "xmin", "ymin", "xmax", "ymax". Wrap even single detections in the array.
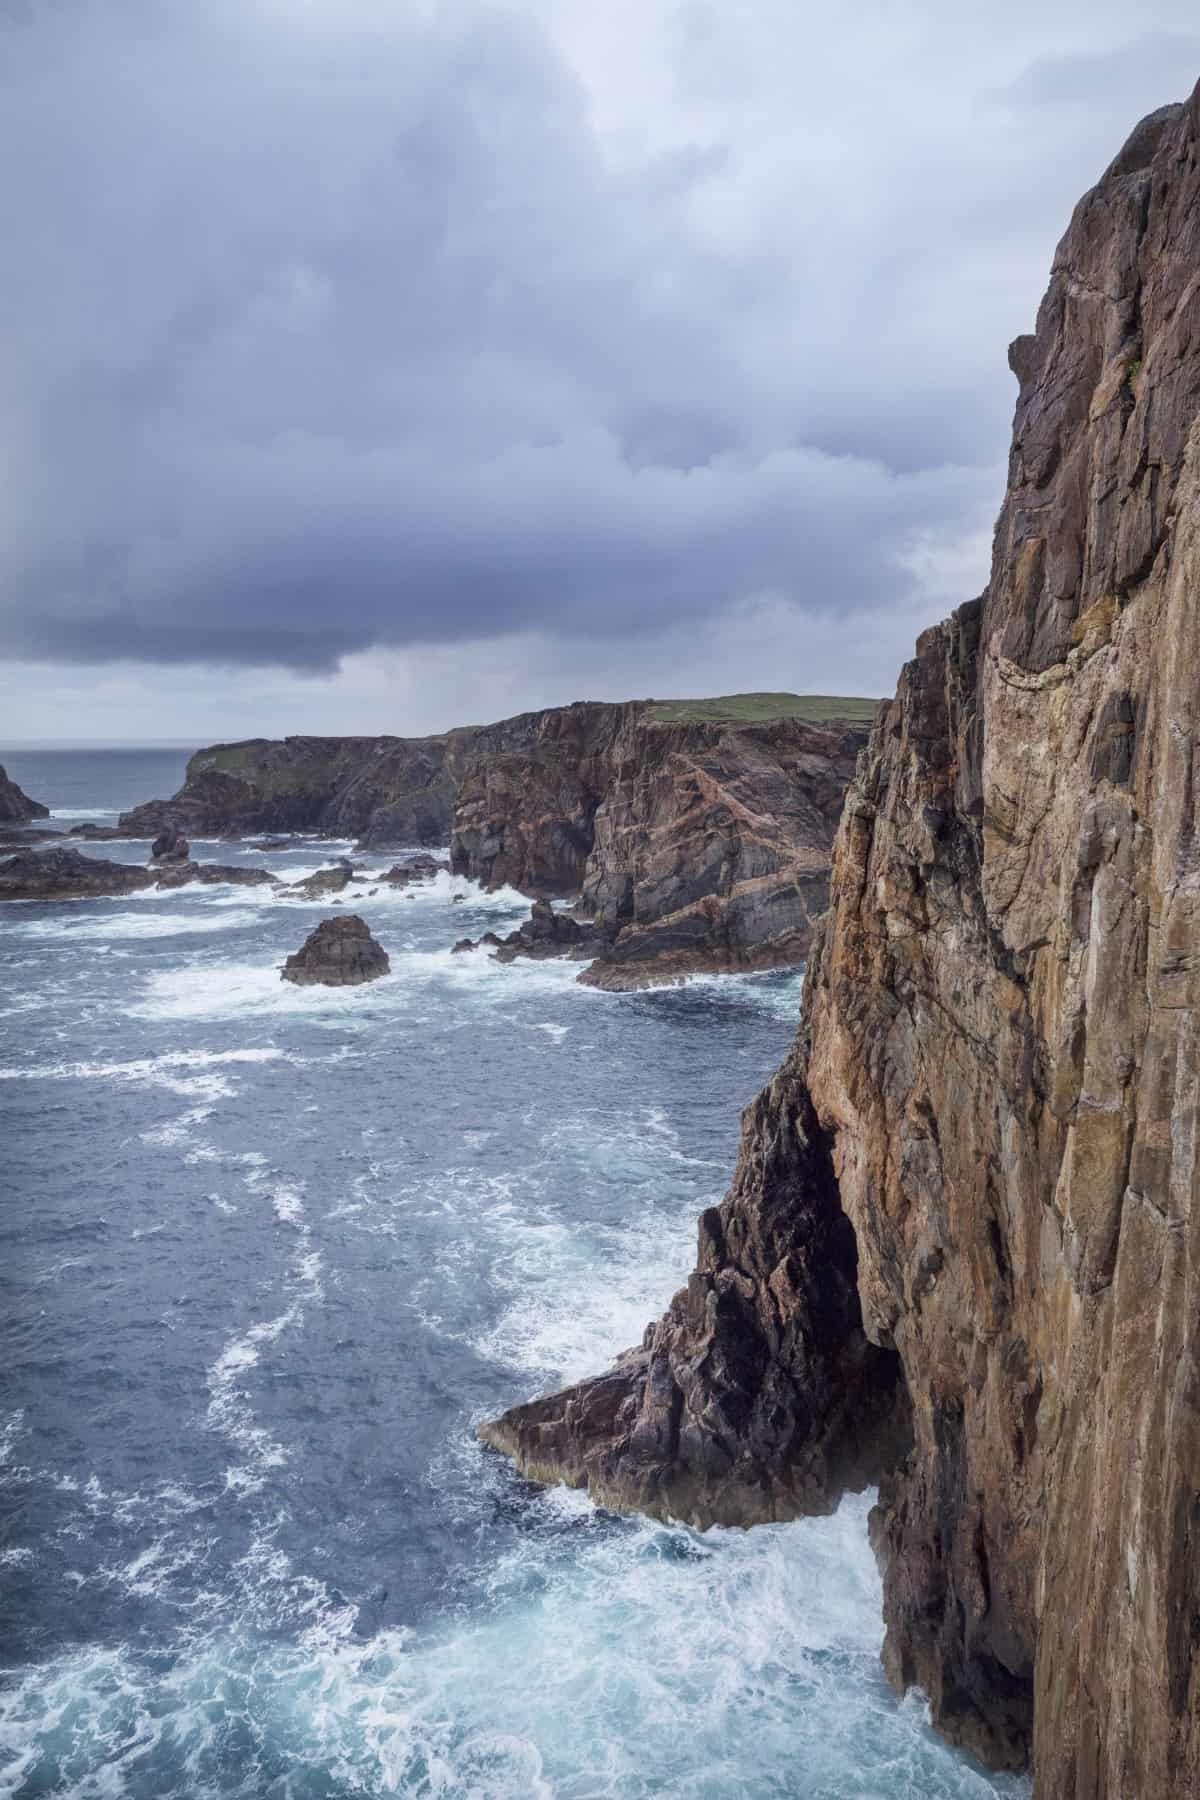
[{"xmin": 647, "ymin": 692, "xmax": 879, "ymax": 726}]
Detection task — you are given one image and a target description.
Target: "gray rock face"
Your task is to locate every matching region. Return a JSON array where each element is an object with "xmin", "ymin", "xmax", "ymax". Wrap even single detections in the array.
[
  {"xmin": 0, "ymin": 764, "xmax": 49, "ymax": 824},
  {"xmin": 280, "ymin": 914, "xmax": 390, "ymax": 986}
]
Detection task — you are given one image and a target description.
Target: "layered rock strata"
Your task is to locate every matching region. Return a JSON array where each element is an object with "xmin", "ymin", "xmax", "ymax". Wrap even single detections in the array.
[{"xmin": 480, "ymin": 92, "xmax": 1200, "ymax": 1796}]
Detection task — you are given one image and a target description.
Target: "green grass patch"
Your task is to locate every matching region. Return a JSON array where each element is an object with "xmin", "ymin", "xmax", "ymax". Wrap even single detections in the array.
[{"xmin": 647, "ymin": 692, "xmax": 879, "ymax": 726}]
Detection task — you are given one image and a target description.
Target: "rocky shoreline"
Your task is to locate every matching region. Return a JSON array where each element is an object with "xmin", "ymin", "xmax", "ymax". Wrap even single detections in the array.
[
  {"xmin": 111, "ymin": 696, "xmax": 874, "ymax": 984},
  {"xmin": 479, "ymin": 91, "xmax": 1200, "ymax": 1795}
]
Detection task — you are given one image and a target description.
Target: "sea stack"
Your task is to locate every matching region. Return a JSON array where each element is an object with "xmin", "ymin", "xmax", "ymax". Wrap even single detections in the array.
[
  {"xmin": 0, "ymin": 764, "xmax": 50, "ymax": 823},
  {"xmin": 280, "ymin": 914, "xmax": 390, "ymax": 986}
]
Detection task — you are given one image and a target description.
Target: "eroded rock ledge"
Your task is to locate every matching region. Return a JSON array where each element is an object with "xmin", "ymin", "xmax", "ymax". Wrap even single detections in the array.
[{"xmin": 481, "ymin": 89, "xmax": 1200, "ymax": 1795}]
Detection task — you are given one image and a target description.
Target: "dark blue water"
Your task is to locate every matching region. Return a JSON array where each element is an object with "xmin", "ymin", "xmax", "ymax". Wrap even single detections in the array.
[{"xmin": 0, "ymin": 751, "xmax": 1027, "ymax": 1799}]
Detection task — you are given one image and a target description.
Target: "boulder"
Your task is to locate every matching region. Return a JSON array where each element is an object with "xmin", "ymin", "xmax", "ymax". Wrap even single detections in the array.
[
  {"xmin": 280, "ymin": 914, "xmax": 390, "ymax": 986},
  {"xmin": 151, "ymin": 824, "xmax": 190, "ymax": 862}
]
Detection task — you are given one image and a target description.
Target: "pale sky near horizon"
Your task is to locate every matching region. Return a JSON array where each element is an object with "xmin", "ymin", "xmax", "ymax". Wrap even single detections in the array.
[{"xmin": 2, "ymin": 1, "xmax": 1198, "ymax": 742}]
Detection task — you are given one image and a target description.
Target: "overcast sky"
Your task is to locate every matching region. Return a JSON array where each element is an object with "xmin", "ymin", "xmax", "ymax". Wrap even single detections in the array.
[{"xmin": 2, "ymin": 1, "xmax": 1197, "ymax": 742}]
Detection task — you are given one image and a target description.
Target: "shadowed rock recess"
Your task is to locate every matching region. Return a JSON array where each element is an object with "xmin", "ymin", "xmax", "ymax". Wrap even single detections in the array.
[{"xmin": 481, "ymin": 91, "xmax": 1200, "ymax": 1795}]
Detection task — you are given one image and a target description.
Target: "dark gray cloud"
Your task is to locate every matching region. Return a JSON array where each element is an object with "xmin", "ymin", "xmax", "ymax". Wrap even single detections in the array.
[{"xmin": 1, "ymin": 2, "xmax": 1196, "ymax": 680}]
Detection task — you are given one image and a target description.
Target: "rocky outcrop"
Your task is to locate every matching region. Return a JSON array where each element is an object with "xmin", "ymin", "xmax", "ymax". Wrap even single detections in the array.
[
  {"xmin": 0, "ymin": 847, "xmax": 154, "ymax": 901},
  {"xmin": 152, "ymin": 861, "xmax": 277, "ymax": 890},
  {"xmin": 122, "ymin": 698, "xmax": 873, "ymax": 982},
  {"xmin": 456, "ymin": 897, "xmax": 611, "ymax": 966},
  {"xmin": 0, "ymin": 764, "xmax": 49, "ymax": 823},
  {"xmin": 280, "ymin": 914, "xmax": 390, "ymax": 985},
  {"xmin": 151, "ymin": 824, "xmax": 189, "ymax": 862},
  {"xmin": 481, "ymin": 1043, "xmax": 909, "ymax": 1524},
  {"xmin": 0, "ymin": 847, "xmax": 277, "ymax": 900},
  {"xmin": 480, "ymin": 91, "xmax": 1200, "ymax": 1796},
  {"xmin": 288, "ymin": 862, "xmax": 356, "ymax": 899}
]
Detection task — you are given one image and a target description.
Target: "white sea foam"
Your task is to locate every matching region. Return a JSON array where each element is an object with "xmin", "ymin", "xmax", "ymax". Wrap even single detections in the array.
[
  {"xmin": 10, "ymin": 907, "xmax": 262, "ymax": 942},
  {"xmin": 0, "ymin": 1492, "xmax": 1029, "ymax": 1800}
]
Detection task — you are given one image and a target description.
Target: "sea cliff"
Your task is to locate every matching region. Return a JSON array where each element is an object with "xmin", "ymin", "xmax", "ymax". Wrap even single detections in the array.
[
  {"xmin": 481, "ymin": 91, "xmax": 1200, "ymax": 1795},
  {"xmin": 120, "ymin": 695, "xmax": 873, "ymax": 983}
]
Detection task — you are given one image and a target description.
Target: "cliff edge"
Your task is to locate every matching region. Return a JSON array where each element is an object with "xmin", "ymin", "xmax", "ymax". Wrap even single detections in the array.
[{"xmin": 480, "ymin": 91, "xmax": 1200, "ymax": 1796}]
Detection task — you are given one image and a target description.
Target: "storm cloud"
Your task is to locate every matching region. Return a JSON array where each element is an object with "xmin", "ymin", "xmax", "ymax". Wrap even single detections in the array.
[{"xmin": 1, "ymin": 0, "xmax": 1198, "ymax": 706}]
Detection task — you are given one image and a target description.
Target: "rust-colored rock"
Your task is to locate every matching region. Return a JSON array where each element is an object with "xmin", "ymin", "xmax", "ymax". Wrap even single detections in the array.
[{"xmin": 481, "ymin": 91, "xmax": 1200, "ymax": 1796}]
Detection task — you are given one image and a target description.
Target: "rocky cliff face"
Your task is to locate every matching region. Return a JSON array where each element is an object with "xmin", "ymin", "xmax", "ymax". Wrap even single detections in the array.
[
  {"xmin": 480, "ymin": 93, "xmax": 1200, "ymax": 1796},
  {"xmin": 0, "ymin": 763, "xmax": 49, "ymax": 823},
  {"xmin": 122, "ymin": 698, "xmax": 872, "ymax": 982}
]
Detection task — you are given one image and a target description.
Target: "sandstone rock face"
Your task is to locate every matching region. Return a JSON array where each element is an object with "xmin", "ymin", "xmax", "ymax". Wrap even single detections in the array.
[
  {"xmin": 280, "ymin": 915, "xmax": 390, "ymax": 986},
  {"xmin": 0, "ymin": 764, "xmax": 49, "ymax": 823},
  {"xmin": 481, "ymin": 93, "xmax": 1200, "ymax": 1796}
]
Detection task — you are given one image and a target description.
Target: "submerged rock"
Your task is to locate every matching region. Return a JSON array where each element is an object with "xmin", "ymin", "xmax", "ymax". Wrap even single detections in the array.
[{"xmin": 280, "ymin": 914, "xmax": 390, "ymax": 986}]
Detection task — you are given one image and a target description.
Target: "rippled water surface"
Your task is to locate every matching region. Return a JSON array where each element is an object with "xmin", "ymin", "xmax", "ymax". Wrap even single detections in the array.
[{"xmin": 1, "ymin": 751, "xmax": 1028, "ymax": 1798}]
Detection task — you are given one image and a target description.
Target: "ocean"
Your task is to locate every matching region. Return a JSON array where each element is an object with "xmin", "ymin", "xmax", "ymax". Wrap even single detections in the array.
[{"xmin": 0, "ymin": 749, "xmax": 1028, "ymax": 1799}]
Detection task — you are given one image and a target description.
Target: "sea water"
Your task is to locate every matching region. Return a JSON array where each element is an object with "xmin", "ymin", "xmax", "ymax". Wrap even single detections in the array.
[{"xmin": 0, "ymin": 749, "xmax": 1029, "ymax": 1799}]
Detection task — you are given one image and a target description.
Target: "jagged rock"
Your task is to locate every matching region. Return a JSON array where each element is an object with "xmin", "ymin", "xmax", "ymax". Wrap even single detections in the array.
[
  {"xmin": 0, "ymin": 764, "xmax": 49, "ymax": 824},
  {"xmin": 0, "ymin": 847, "xmax": 153, "ymax": 901},
  {"xmin": 481, "ymin": 90, "xmax": 1200, "ymax": 1796},
  {"xmin": 288, "ymin": 863, "xmax": 354, "ymax": 899},
  {"xmin": 480, "ymin": 1059, "xmax": 909, "ymax": 1525},
  {"xmin": 487, "ymin": 897, "xmax": 611, "ymax": 965},
  {"xmin": 380, "ymin": 855, "xmax": 448, "ymax": 884},
  {"xmin": 151, "ymin": 824, "xmax": 190, "ymax": 862},
  {"xmin": 248, "ymin": 837, "xmax": 293, "ymax": 852},
  {"xmin": 280, "ymin": 914, "xmax": 390, "ymax": 986},
  {"xmin": 69, "ymin": 823, "xmax": 134, "ymax": 841},
  {"xmin": 451, "ymin": 937, "xmax": 474, "ymax": 954}
]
